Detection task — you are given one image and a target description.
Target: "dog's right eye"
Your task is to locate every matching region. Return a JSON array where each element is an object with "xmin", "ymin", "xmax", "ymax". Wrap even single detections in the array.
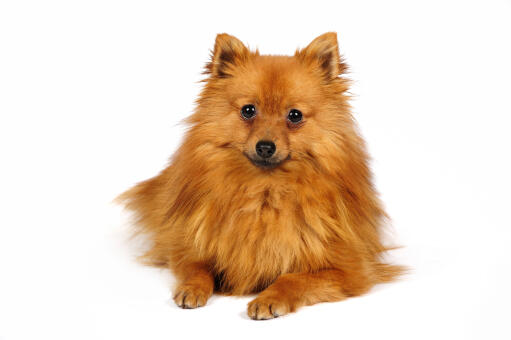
[{"xmin": 241, "ymin": 104, "xmax": 256, "ymax": 120}]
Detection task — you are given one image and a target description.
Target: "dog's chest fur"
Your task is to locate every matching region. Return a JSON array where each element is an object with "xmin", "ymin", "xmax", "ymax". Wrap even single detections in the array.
[{"xmin": 188, "ymin": 180, "xmax": 335, "ymax": 294}]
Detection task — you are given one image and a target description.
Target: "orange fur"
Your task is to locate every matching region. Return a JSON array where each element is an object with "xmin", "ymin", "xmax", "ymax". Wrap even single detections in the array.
[{"xmin": 119, "ymin": 32, "xmax": 403, "ymax": 319}]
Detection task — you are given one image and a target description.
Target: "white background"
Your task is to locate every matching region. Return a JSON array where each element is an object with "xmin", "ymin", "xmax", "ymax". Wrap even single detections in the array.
[{"xmin": 1, "ymin": 1, "xmax": 510, "ymax": 339}]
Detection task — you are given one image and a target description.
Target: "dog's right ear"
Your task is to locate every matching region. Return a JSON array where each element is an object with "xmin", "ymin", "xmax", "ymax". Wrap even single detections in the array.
[{"xmin": 208, "ymin": 34, "xmax": 249, "ymax": 78}]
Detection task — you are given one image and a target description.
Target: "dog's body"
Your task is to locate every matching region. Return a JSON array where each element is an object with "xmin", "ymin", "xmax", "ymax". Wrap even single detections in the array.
[{"xmin": 120, "ymin": 33, "xmax": 402, "ymax": 319}]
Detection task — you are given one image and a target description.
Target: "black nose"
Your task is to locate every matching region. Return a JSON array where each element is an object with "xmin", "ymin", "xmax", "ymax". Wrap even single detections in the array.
[{"xmin": 255, "ymin": 140, "xmax": 276, "ymax": 159}]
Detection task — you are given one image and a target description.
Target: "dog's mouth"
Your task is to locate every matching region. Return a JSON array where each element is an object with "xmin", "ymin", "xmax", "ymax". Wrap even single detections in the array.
[{"xmin": 244, "ymin": 153, "xmax": 290, "ymax": 170}]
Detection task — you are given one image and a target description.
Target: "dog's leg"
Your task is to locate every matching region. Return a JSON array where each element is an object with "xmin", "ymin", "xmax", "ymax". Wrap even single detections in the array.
[
  {"xmin": 247, "ymin": 269, "xmax": 371, "ymax": 320},
  {"xmin": 172, "ymin": 262, "xmax": 214, "ymax": 309}
]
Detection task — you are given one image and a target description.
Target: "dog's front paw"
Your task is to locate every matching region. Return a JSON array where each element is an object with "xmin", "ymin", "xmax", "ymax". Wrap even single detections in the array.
[
  {"xmin": 247, "ymin": 294, "xmax": 291, "ymax": 320},
  {"xmin": 173, "ymin": 284, "xmax": 211, "ymax": 309}
]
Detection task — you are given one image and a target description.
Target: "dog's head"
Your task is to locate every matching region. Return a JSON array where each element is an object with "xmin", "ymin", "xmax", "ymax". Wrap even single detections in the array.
[{"xmin": 192, "ymin": 33, "xmax": 352, "ymax": 173}]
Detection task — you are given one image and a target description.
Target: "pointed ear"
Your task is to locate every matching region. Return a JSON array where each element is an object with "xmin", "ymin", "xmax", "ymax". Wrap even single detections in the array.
[
  {"xmin": 209, "ymin": 33, "xmax": 249, "ymax": 78},
  {"xmin": 297, "ymin": 32, "xmax": 342, "ymax": 80}
]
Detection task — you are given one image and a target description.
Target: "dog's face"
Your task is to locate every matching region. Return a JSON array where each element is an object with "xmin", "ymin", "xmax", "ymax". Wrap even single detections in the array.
[{"xmin": 194, "ymin": 33, "xmax": 350, "ymax": 172}]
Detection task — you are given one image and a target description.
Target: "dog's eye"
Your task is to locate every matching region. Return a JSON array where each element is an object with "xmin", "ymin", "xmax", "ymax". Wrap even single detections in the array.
[
  {"xmin": 287, "ymin": 109, "xmax": 303, "ymax": 124},
  {"xmin": 241, "ymin": 104, "xmax": 256, "ymax": 120}
]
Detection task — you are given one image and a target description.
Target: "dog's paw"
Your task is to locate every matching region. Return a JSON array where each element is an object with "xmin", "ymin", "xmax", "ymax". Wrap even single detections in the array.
[
  {"xmin": 247, "ymin": 295, "xmax": 291, "ymax": 320},
  {"xmin": 173, "ymin": 284, "xmax": 211, "ymax": 309}
]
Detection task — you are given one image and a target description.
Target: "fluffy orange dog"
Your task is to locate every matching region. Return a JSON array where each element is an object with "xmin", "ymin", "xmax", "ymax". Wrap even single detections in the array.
[{"xmin": 120, "ymin": 32, "xmax": 402, "ymax": 319}]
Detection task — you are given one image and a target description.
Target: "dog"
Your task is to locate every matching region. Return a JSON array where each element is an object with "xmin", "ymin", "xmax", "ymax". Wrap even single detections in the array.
[{"xmin": 119, "ymin": 32, "xmax": 403, "ymax": 320}]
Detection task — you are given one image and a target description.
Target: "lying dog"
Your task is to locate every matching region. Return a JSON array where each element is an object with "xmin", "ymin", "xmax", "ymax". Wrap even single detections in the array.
[{"xmin": 120, "ymin": 32, "xmax": 403, "ymax": 319}]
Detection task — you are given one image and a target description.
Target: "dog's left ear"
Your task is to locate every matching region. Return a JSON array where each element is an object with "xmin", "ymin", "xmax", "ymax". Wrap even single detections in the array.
[
  {"xmin": 209, "ymin": 33, "xmax": 249, "ymax": 78},
  {"xmin": 297, "ymin": 32, "xmax": 342, "ymax": 81}
]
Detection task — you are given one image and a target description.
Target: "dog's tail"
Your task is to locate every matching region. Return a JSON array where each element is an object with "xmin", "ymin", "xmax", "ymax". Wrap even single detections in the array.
[{"xmin": 373, "ymin": 262, "xmax": 408, "ymax": 283}]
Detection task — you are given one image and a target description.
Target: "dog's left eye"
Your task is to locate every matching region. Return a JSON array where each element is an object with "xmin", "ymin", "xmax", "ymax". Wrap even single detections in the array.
[{"xmin": 287, "ymin": 109, "xmax": 303, "ymax": 124}]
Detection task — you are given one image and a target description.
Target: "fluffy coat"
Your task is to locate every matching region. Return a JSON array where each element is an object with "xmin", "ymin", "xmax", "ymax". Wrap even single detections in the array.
[{"xmin": 120, "ymin": 32, "xmax": 402, "ymax": 319}]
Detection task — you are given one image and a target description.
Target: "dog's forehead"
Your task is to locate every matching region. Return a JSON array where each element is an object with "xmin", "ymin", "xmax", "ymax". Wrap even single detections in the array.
[{"xmin": 251, "ymin": 56, "xmax": 310, "ymax": 110}]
